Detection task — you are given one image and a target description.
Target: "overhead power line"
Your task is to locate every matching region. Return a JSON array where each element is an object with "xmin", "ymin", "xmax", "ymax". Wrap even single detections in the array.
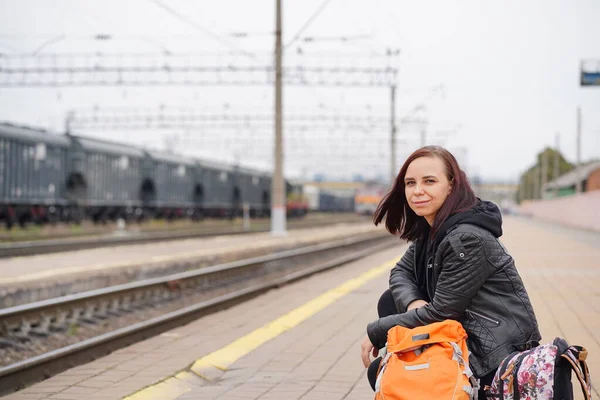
[
  {"xmin": 285, "ymin": 0, "xmax": 334, "ymax": 49},
  {"xmin": 301, "ymin": 35, "xmax": 371, "ymax": 43},
  {"xmin": 62, "ymin": 107, "xmax": 454, "ymax": 135},
  {"xmin": 31, "ymin": 35, "xmax": 66, "ymax": 55},
  {"xmin": 0, "ymin": 53, "xmax": 397, "ymax": 87},
  {"xmin": 149, "ymin": 0, "xmax": 257, "ymax": 59},
  {"xmin": 0, "ymin": 41, "xmax": 18, "ymax": 52}
]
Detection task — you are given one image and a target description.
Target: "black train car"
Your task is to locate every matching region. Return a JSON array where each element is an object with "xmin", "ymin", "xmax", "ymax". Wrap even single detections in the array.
[
  {"xmin": 195, "ymin": 159, "xmax": 237, "ymax": 218},
  {"xmin": 67, "ymin": 135, "xmax": 146, "ymax": 222},
  {"xmin": 234, "ymin": 165, "xmax": 271, "ymax": 217},
  {"xmin": 0, "ymin": 122, "xmax": 310, "ymax": 228},
  {"xmin": 0, "ymin": 123, "xmax": 70, "ymax": 228},
  {"xmin": 145, "ymin": 150, "xmax": 198, "ymax": 220}
]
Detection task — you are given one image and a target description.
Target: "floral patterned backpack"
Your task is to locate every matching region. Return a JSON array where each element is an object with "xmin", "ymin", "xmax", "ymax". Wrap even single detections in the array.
[{"xmin": 484, "ymin": 337, "xmax": 592, "ymax": 400}]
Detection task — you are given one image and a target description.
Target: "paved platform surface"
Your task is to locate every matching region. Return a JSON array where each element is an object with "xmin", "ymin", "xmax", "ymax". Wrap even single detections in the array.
[
  {"xmin": 4, "ymin": 216, "xmax": 599, "ymax": 399},
  {"xmin": 0, "ymin": 221, "xmax": 379, "ymax": 291}
]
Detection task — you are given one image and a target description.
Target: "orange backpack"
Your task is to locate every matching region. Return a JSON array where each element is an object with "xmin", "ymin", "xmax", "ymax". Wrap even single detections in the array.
[{"xmin": 374, "ymin": 319, "xmax": 478, "ymax": 400}]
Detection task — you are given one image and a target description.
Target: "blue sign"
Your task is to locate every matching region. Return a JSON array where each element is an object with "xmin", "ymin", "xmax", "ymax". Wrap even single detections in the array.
[
  {"xmin": 581, "ymin": 60, "xmax": 600, "ymax": 87},
  {"xmin": 581, "ymin": 71, "xmax": 600, "ymax": 86}
]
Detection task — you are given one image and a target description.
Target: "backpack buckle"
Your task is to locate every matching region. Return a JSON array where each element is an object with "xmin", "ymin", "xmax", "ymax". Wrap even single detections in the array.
[{"xmin": 523, "ymin": 340, "xmax": 539, "ymax": 350}]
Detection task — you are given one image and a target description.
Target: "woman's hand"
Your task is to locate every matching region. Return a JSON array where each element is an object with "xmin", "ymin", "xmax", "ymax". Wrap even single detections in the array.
[
  {"xmin": 361, "ymin": 335, "xmax": 378, "ymax": 367},
  {"xmin": 361, "ymin": 301, "xmax": 428, "ymax": 367}
]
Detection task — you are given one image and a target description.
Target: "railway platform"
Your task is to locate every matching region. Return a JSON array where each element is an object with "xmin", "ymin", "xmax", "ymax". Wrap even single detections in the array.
[
  {"xmin": 3, "ymin": 216, "xmax": 600, "ymax": 400},
  {"xmin": 0, "ymin": 220, "xmax": 378, "ymax": 307}
]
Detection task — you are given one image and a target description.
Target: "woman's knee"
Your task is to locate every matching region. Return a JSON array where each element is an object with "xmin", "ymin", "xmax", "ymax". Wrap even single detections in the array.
[
  {"xmin": 377, "ymin": 289, "xmax": 397, "ymax": 318},
  {"xmin": 367, "ymin": 357, "xmax": 382, "ymax": 391}
]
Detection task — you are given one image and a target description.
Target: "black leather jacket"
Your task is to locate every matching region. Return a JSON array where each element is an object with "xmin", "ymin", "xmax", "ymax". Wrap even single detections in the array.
[{"xmin": 367, "ymin": 221, "xmax": 541, "ymax": 378}]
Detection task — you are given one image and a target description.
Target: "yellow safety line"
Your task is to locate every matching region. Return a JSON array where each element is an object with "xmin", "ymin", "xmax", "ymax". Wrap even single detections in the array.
[{"xmin": 123, "ymin": 255, "xmax": 401, "ymax": 400}]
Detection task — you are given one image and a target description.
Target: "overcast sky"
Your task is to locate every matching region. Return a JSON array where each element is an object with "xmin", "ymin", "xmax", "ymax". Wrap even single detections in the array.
[{"xmin": 0, "ymin": 0, "xmax": 598, "ymax": 183}]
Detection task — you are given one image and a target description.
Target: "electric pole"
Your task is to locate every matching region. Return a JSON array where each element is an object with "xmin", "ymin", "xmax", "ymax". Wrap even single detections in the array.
[
  {"xmin": 390, "ymin": 84, "xmax": 397, "ymax": 183},
  {"xmin": 65, "ymin": 111, "xmax": 74, "ymax": 134},
  {"xmin": 271, "ymin": 0, "xmax": 286, "ymax": 235},
  {"xmin": 575, "ymin": 106, "xmax": 582, "ymax": 194},
  {"xmin": 554, "ymin": 133, "xmax": 560, "ymax": 198},
  {"xmin": 541, "ymin": 147, "xmax": 548, "ymax": 199},
  {"xmin": 532, "ymin": 167, "xmax": 540, "ymax": 200},
  {"xmin": 420, "ymin": 123, "xmax": 427, "ymax": 148}
]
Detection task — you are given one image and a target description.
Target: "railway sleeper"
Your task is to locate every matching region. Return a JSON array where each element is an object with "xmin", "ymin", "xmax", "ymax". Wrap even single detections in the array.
[
  {"xmin": 50, "ymin": 312, "xmax": 69, "ymax": 332},
  {"xmin": 129, "ymin": 296, "xmax": 151, "ymax": 310},
  {"xmin": 119, "ymin": 298, "xmax": 134, "ymax": 313},
  {"xmin": 66, "ymin": 308, "xmax": 85, "ymax": 326},
  {"xmin": 29, "ymin": 315, "xmax": 52, "ymax": 337},
  {"xmin": 94, "ymin": 301, "xmax": 110, "ymax": 320},
  {"xmin": 107, "ymin": 298, "xmax": 122, "ymax": 316},
  {"xmin": 0, "ymin": 337, "xmax": 27, "ymax": 350},
  {"xmin": 80, "ymin": 304, "xmax": 98, "ymax": 324},
  {"xmin": 7, "ymin": 320, "xmax": 32, "ymax": 342}
]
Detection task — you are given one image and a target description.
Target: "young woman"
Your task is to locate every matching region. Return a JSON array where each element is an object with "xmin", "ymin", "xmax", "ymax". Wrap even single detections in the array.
[{"xmin": 360, "ymin": 146, "xmax": 541, "ymax": 397}]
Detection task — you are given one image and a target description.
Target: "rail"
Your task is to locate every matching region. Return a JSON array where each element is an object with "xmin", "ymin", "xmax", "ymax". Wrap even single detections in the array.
[{"xmin": 0, "ymin": 231, "xmax": 396, "ymax": 395}]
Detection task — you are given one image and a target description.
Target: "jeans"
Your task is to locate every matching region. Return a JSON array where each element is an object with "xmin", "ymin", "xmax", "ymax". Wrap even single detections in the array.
[{"xmin": 367, "ymin": 289, "xmax": 396, "ymax": 391}]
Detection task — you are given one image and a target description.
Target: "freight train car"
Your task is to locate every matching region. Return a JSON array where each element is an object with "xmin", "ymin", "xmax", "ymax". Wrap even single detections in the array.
[
  {"xmin": 195, "ymin": 159, "xmax": 237, "ymax": 219},
  {"xmin": 235, "ymin": 165, "xmax": 272, "ymax": 218},
  {"xmin": 68, "ymin": 135, "xmax": 146, "ymax": 223},
  {"xmin": 0, "ymin": 122, "xmax": 307, "ymax": 228},
  {"xmin": 304, "ymin": 185, "xmax": 355, "ymax": 213},
  {"xmin": 316, "ymin": 190, "xmax": 355, "ymax": 212},
  {"xmin": 0, "ymin": 123, "xmax": 70, "ymax": 228},
  {"xmin": 146, "ymin": 150, "xmax": 198, "ymax": 220}
]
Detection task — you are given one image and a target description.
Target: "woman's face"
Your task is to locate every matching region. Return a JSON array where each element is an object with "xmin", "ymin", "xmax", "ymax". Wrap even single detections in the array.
[{"xmin": 404, "ymin": 156, "xmax": 453, "ymax": 225}]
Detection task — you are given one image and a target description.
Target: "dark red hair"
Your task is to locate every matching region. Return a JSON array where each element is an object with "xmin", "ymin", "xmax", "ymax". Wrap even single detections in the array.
[{"xmin": 373, "ymin": 146, "xmax": 477, "ymax": 241}]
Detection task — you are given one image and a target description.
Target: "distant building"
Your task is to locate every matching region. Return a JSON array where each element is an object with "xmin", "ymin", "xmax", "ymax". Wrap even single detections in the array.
[
  {"xmin": 542, "ymin": 161, "xmax": 600, "ymax": 198},
  {"xmin": 473, "ymin": 182, "xmax": 519, "ymax": 213},
  {"xmin": 352, "ymin": 174, "xmax": 365, "ymax": 183},
  {"xmin": 313, "ymin": 173, "xmax": 325, "ymax": 182},
  {"xmin": 301, "ymin": 180, "xmax": 363, "ymax": 213}
]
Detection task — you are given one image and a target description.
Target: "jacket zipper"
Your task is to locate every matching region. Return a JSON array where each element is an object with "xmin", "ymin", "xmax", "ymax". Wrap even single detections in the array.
[{"xmin": 468, "ymin": 310, "xmax": 500, "ymax": 325}]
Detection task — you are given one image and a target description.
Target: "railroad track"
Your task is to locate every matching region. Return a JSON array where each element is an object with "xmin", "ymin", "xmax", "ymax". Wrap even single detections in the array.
[
  {"xmin": 0, "ymin": 231, "xmax": 396, "ymax": 396},
  {"xmin": 0, "ymin": 216, "xmax": 368, "ymax": 258}
]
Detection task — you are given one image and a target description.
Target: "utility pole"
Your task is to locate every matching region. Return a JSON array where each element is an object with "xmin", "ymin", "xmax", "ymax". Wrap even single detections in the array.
[
  {"xmin": 271, "ymin": 0, "xmax": 286, "ymax": 235},
  {"xmin": 518, "ymin": 176, "xmax": 524, "ymax": 204},
  {"xmin": 554, "ymin": 133, "xmax": 560, "ymax": 198},
  {"xmin": 531, "ymin": 166, "xmax": 540, "ymax": 200},
  {"xmin": 541, "ymin": 147, "xmax": 548, "ymax": 199},
  {"xmin": 65, "ymin": 111, "xmax": 74, "ymax": 134},
  {"xmin": 575, "ymin": 106, "xmax": 582, "ymax": 194},
  {"xmin": 390, "ymin": 84, "xmax": 397, "ymax": 183},
  {"xmin": 420, "ymin": 122, "xmax": 427, "ymax": 148}
]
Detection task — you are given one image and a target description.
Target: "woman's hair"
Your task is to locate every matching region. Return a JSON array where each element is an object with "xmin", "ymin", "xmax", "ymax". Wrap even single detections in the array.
[{"xmin": 373, "ymin": 145, "xmax": 477, "ymax": 241}]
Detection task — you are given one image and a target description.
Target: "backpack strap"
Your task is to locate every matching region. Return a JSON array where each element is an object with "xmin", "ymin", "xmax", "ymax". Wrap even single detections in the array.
[
  {"xmin": 450, "ymin": 342, "xmax": 479, "ymax": 400},
  {"xmin": 495, "ymin": 351, "xmax": 520, "ymax": 400},
  {"xmin": 509, "ymin": 349, "xmax": 535, "ymax": 399},
  {"xmin": 560, "ymin": 347, "xmax": 592, "ymax": 400},
  {"xmin": 374, "ymin": 352, "xmax": 392, "ymax": 393}
]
